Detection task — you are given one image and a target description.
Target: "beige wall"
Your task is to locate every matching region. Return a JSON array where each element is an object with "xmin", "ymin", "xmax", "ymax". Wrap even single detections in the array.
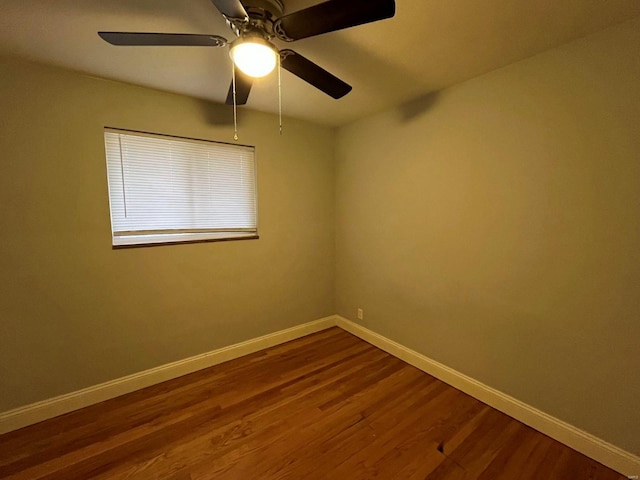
[
  {"xmin": 336, "ymin": 17, "xmax": 640, "ymax": 455},
  {"xmin": 0, "ymin": 57, "xmax": 335, "ymax": 411}
]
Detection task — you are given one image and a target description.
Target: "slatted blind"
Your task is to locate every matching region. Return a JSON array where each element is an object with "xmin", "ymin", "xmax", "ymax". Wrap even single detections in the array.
[{"xmin": 104, "ymin": 128, "xmax": 257, "ymax": 246}]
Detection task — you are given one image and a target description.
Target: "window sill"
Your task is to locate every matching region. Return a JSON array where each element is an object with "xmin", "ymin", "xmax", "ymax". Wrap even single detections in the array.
[{"xmin": 112, "ymin": 232, "xmax": 259, "ymax": 249}]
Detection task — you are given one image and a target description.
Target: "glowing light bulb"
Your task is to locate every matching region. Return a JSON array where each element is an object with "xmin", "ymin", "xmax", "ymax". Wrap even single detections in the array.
[{"xmin": 230, "ymin": 39, "xmax": 277, "ymax": 78}]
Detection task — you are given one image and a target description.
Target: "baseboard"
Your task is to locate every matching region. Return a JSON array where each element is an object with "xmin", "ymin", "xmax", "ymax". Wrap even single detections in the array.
[
  {"xmin": 335, "ymin": 316, "xmax": 639, "ymax": 477},
  {"xmin": 0, "ymin": 315, "xmax": 338, "ymax": 435},
  {"xmin": 2, "ymin": 314, "xmax": 637, "ymax": 476}
]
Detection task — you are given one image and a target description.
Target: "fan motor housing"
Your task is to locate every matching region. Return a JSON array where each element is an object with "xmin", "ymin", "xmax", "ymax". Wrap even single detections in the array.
[
  {"xmin": 237, "ymin": 0, "xmax": 285, "ymax": 40},
  {"xmin": 245, "ymin": 0, "xmax": 284, "ymax": 18}
]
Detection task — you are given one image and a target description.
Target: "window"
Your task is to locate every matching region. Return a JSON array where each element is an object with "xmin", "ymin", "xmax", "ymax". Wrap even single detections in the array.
[{"xmin": 104, "ymin": 128, "xmax": 257, "ymax": 247}]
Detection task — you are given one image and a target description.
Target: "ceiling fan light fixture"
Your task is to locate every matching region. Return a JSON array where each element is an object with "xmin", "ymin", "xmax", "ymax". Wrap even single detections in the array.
[{"xmin": 229, "ymin": 37, "xmax": 277, "ymax": 78}]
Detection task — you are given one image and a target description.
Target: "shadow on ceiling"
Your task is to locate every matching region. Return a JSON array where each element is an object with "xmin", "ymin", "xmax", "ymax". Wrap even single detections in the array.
[
  {"xmin": 396, "ymin": 91, "xmax": 440, "ymax": 122},
  {"xmin": 55, "ymin": 0, "xmax": 225, "ymax": 32}
]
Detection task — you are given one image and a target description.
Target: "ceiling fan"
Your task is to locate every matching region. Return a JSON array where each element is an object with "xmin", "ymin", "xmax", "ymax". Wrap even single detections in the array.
[{"xmin": 98, "ymin": 0, "xmax": 396, "ymax": 106}]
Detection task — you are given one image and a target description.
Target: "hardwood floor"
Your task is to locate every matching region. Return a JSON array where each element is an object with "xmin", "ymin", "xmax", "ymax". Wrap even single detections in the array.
[{"xmin": 0, "ymin": 328, "xmax": 625, "ymax": 479}]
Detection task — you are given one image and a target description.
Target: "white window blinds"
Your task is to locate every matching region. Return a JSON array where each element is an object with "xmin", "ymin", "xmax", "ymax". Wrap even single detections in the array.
[{"xmin": 104, "ymin": 128, "xmax": 257, "ymax": 247}]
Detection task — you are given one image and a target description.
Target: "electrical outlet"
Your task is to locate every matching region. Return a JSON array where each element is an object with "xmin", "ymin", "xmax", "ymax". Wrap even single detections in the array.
[{"xmin": 357, "ymin": 308, "xmax": 364, "ymax": 320}]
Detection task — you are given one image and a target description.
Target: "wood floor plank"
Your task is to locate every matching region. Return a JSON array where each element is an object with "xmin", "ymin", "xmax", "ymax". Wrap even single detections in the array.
[
  {"xmin": 74, "ymin": 341, "xmax": 383, "ymax": 480},
  {"xmin": 0, "ymin": 328, "xmax": 626, "ymax": 480},
  {"xmin": 0, "ymin": 328, "xmax": 351, "ymax": 469},
  {"xmin": 90, "ymin": 343, "xmax": 391, "ymax": 480}
]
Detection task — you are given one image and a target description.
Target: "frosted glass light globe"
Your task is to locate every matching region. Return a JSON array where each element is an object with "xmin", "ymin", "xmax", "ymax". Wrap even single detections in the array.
[{"xmin": 230, "ymin": 40, "xmax": 277, "ymax": 78}]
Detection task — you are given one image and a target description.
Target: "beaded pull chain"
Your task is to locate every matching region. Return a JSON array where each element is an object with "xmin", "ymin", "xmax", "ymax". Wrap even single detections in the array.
[
  {"xmin": 232, "ymin": 62, "xmax": 239, "ymax": 142},
  {"xmin": 278, "ymin": 53, "xmax": 283, "ymax": 136}
]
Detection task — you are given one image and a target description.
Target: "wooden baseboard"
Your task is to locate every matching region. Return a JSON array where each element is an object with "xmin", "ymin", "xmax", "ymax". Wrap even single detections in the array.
[
  {"xmin": 0, "ymin": 315, "xmax": 338, "ymax": 435},
  {"xmin": 335, "ymin": 316, "xmax": 640, "ymax": 477}
]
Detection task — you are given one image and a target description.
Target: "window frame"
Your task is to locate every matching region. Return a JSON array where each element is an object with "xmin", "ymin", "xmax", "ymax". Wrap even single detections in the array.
[{"xmin": 103, "ymin": 127, "xmax": 259, "ymax": 249}]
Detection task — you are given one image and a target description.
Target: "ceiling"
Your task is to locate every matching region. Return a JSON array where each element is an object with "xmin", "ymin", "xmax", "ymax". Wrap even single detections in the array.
[{"xmin": 1, "ymin": 0, "xmax": 638, "ymax": 126}]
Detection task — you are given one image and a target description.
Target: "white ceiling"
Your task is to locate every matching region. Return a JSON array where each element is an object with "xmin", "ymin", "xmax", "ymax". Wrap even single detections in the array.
[{"xmin": 1, "ymin": 0, "xmax": 638, "ymax": 126}]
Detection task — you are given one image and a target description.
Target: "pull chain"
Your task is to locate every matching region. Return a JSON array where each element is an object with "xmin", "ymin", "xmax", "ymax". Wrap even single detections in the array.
[
  {"xmin": 232, "ymin": 62, "xmax": 239, "ymax": 141},
  {"xmin": 278, "ymin": 53, "xmax": 283, "ymax": 136}
]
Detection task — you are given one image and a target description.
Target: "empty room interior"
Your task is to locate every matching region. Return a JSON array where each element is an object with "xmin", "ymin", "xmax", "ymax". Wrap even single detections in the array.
[{"xmin": 1, "ymin": 0, "xmax": 639, "ymax": 478}]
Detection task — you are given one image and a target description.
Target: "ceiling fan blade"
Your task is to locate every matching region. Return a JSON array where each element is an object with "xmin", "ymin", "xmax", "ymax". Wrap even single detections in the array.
[
  {"xmin": 280, "ymin": 50, "xmax": 352, "ymax": 99},
  {"xmin": 226, "ymin": 71, "xmax": 253, "ymax": 105},
  {"xmin": 274, "ymin": 0, "xmax": 395, "ymax": 41},
  {"xmin": 210, "ymin": 0, "xmax": 249, "ymax": 20},
  {"xmin": 98, "ymin": 32, "xmax": 227, "ymax": 46}
]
